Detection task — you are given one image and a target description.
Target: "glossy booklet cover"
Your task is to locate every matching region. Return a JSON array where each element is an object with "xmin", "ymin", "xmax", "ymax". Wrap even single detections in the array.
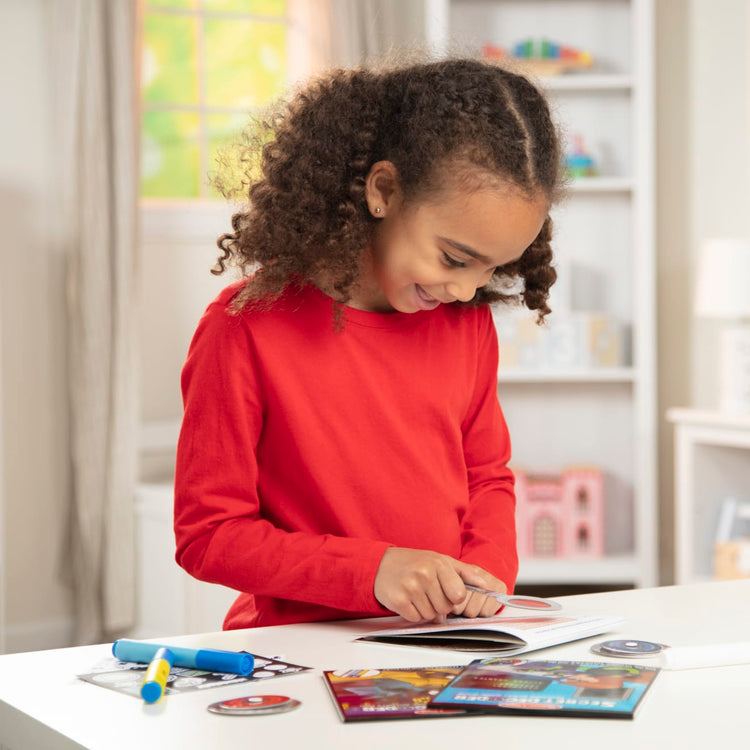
[
  {"xmin": 323, "ymin": 666, "xmax": 468, "ymax": 721},
  {"xmin": 429, "ymin": 658, "xmax": 660, "ymax": 719},
  {"xmin": 357, "ymin": 612, "xmax": 624, "ymax": 653}
]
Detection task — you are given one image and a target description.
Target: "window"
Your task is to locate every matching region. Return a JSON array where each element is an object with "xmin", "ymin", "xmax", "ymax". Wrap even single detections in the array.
[{"xmin": 140, "ymin": 0, "xmax": 289, "ymax": 201}]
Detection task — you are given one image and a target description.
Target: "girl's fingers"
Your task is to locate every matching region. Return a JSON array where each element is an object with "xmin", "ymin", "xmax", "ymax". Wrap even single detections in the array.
[
  {"xmin": 436, "ymin": 565, "xmax": 471, "ymax": 605},
  {"xmin": 453, "ymin": 560, "xmax": 507, "ymax": 595},
  {"xmin": 425, "ymin": 584, "xmax": 457, "ymax": 618},
  {"xmin": 399, "ymin": 600, "xmax": 429, "ymax": 623},
  {"xmin": 479, "ymin": 596, "xmax": 502, "ymax": 617},
  {"xmin": 451, "ymin": 591, "xmax": 502, "ymax": 618},
  {"xmin": 410, "ymin": 577, "xmax": 460, "ymax": 622},
  {"xmin": 461, "ymin": 591, "xmax": 485, "ymax": 619},
  {"xmin": 411, "ymin": 592, "xmax": 439, "ymax": 622}
]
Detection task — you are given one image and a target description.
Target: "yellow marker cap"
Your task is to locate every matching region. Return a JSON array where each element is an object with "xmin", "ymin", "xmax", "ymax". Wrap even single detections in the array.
[{"xmin": 140, "ymin": 647, "xmax": 174, "ymax": 703}]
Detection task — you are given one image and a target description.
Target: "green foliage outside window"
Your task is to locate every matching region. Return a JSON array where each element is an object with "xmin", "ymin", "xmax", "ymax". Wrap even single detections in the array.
[{"xmin": 141, "ymin": 0, "xmax": 288, "ymax": 199}]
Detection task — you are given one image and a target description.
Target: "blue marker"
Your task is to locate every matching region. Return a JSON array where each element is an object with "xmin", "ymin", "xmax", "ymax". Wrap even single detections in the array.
[
  {"xmin": 140, "ymin": 647, "xmax": 173, "ymax": 703},
  {"xmin": 112, "ymin": 639, "xmax": 254, "ymax": 675}
]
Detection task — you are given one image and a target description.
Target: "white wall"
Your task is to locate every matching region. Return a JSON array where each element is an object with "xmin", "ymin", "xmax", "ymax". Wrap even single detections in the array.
[
  {"xmin": 689, "ymin": 0, "xmax": 750, "ymax": 407},
  {"xmin": 655, "ymin": 0, "xmax": 750, "ymax": 583},
  {"xmin": 137, "ymin": 212, "xmax": 230, "ymax": 436},
  {"xmin": 0, "ymin": 0, "xmax": 74, "ymax": 651}
]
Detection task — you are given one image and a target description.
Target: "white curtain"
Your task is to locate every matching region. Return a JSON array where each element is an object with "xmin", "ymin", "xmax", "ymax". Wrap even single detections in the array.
[
  {"xmin": 288, "ymin": 0, "xmax": 335, "ymax": 77},
  {"xmin": 329, "ymin": 0, "xmax": 425, "ymax": 66},
  {"xmin": 289, "ymin": 0, "xmax": 424, "ymax": 72},
  {"xmin": 50, "ymin": 0, "xmax": 139, "ymax": 644}
]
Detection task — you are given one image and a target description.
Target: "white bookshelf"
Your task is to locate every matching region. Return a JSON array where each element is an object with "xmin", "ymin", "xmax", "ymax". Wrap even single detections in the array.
[{"xmin": 425, "ymin": 0, "xmax": 657, "ymax": 588}]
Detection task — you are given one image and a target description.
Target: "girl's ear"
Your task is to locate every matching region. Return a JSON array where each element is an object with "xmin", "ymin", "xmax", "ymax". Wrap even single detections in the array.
[{"xmin": 365, "ymin": 160, "xmax": 401, "ymax": 218}]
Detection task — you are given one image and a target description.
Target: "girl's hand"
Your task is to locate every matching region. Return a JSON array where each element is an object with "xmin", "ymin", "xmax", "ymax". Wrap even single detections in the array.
[
  {"xmin": 449, "ymin": 582, "xmax": 505, "ymax": 619},
  {"xmin": 373, "ymin": 547, "xmax": 506, "ymax": 623}
]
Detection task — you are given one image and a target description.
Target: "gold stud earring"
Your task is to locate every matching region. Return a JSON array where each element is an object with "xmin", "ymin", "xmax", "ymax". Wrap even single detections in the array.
[{"xmin": 374, "ymin": 207, "xmax": 382, "ymax": 215}]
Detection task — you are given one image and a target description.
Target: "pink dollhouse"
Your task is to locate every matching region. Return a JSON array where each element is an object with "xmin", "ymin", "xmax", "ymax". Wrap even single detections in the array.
[{"xmin": 515, "ymin": 467, "xmax": 605, "ymax": 558}]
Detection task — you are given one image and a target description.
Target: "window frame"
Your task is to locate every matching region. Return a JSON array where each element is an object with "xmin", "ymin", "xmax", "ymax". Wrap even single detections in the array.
[{"xmin": 139, "ymin": 0, "xmax": 308, "ymax": 242}]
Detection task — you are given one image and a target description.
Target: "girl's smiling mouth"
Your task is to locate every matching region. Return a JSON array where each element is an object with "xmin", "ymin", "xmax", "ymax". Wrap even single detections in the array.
[{"xmin": 415, "ymin": 284, "xmax": 441, "ymax": 310}]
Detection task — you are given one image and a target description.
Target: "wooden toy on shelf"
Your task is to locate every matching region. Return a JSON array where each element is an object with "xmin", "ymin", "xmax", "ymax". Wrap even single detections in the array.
[{"xmin": 482, "ymin": 39, "xmax": 593, "ymax": 77}]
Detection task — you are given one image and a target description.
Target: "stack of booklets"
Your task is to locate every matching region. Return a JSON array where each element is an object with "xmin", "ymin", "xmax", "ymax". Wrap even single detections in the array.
[
  {"xmin": 323, "ymin": 610, "xmax": 659, "ymax": 721},
  {"xmin": 324, "ymin": 658, "xmax": 660, "ymax": 721}
]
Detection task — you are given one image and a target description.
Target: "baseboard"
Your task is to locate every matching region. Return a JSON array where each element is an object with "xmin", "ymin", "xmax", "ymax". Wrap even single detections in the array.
[{"xmin": 3, "ymin": 616, "xmax": 75, "ymax": 654}]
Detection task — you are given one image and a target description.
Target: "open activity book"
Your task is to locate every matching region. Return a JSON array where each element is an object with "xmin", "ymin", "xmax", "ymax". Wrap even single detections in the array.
[{"xmin": 356, "ymin": 611, "xmax": 624, "ymax": 653}]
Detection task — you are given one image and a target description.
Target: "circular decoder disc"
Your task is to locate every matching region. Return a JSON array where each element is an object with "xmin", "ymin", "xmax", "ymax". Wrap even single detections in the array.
[
  {"xmin": 207, "ymin": 695, "xmax": 301, "ymax": 716},
  {"xmin": 591, "ymin": 639, "xmax": 668, "ymax": 658}
]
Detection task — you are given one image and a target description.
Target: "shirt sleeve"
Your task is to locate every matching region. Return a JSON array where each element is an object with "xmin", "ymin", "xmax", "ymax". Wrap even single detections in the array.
[
  {"xmin": 173, "ymin": 298, "xmax": 391, "ymax": 614},
  {"xmin": 458, "ymin": 306, "xmax": 519, "ymax": 592}
]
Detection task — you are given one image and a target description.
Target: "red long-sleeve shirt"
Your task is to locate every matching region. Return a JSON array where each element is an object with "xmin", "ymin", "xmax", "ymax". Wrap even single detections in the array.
[{"xmin": 174, "ymin": 280, "xmax": 518, "ymax": 629}]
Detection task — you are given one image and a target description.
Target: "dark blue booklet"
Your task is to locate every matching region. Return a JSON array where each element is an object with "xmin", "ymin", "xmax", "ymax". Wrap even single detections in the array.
[{"xmin": 429, "ymin": 657, "xmax": 659, "ymax": 719}]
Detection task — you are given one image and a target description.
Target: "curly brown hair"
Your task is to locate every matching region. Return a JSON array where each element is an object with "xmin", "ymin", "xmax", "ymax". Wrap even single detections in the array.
[{"xmin": 213, "ymin": 57, "xmax": 563, "ymax": 320}]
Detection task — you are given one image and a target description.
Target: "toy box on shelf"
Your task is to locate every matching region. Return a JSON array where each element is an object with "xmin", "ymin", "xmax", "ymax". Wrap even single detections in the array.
[
  {"xmin": 564, "ymin": 134, "xmax": 598, "ymax": 178},
  {"xmin": 714, "ymin": 497, "xmax": 750, "ymax": 580},
  {"xmin": 494, "ymin": 311, "xmax": 628, "ymax": 372},
  {"xmin": 515, "ymin": 467, "xmax": 605, "ymax": 559}
]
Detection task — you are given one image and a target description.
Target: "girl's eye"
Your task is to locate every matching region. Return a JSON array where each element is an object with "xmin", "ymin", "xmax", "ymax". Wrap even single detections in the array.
[{"xmin": 442, "ymin": 253, "xmax": 466, "ymax": 268}]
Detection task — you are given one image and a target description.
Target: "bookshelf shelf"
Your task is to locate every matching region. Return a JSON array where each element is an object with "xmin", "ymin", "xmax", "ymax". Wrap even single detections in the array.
[
  {"xmin": 498, "ymin": 367, "xmax": 636, "ymax": 384},
  {"xmin": 569, "ymin": 176, "xmax": 635, "ymax": 193},
  {"xmin": 518, "ymin": 555, "xmax": 639, "ymax": 586},
  {"xmin": 542, "ymin": 73, "xmax": 634, "ymax": 91}
]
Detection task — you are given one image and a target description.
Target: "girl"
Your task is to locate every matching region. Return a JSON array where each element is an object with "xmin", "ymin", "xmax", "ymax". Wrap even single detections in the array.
[{"xmin": 174, "ymin": 57, "xmax": 562, "ymax": 630}]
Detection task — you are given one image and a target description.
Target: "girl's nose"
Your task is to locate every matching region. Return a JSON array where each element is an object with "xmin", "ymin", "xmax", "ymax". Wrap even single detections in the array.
[{"xmin": 446, "ymin": 276, "xmax": 483, "ymax": 303}]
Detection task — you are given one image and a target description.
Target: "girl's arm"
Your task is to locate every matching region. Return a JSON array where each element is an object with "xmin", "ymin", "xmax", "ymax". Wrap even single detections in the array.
[{"xmin": 173, "ymin": 299, "xmax": 391, "ymax": 616}]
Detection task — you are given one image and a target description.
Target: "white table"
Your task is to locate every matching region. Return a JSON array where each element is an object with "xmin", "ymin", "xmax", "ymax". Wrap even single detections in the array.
[{"xmin": 1, "ymin": 580, "xmax": 749, "ymax": 750}]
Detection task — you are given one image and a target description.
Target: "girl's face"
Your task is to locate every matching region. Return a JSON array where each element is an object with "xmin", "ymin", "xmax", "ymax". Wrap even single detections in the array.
[{"xmin": 354, "ymin": 163, "xmax": 548, "ymax": 314}]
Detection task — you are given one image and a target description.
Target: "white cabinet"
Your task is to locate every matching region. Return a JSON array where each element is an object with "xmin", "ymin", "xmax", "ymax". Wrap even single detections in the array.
[
  {"xmin": 132, "ymin": 422, "xmax": 237, "ymax": 639},
  {"xmin": 668, "ymin": 408, "xmax": 750, "ymax": 585},
  {"xmin": 133, "ymin": 482, "xmax": 237, "ymax": 639},
  {"xmin": 425, "ymin": 0, "xmax": 657, "ymax": 587}
]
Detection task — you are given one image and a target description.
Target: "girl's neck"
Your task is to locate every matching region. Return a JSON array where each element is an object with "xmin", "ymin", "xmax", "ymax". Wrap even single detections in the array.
[{"xmin": 313, "ymin": 250, "xmax": 394, "ymax": 313}]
